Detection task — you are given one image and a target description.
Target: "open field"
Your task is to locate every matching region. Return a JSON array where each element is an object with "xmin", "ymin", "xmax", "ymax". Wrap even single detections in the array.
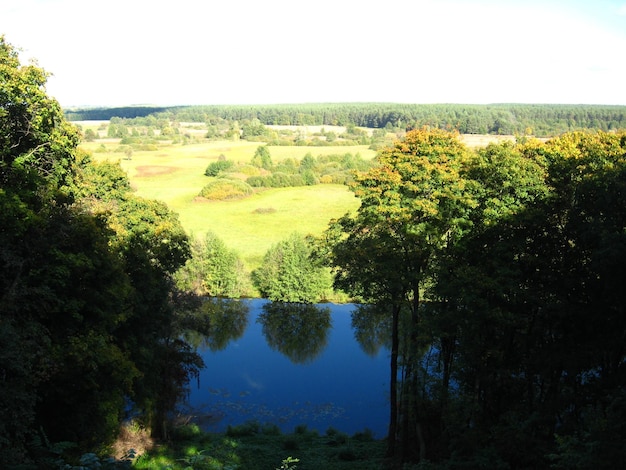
[
  {"xmin": 83, "ymin": 140, "xmax": 366, "ymax": 268},
  {"xmin": 80, "ymin": 124, "xmax": 517, "ymax": 269}
]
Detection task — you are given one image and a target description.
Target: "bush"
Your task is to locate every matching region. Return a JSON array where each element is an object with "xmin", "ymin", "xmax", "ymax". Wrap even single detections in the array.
[
  {"xmin": 261, "ymin": 423, "xmax": 282, "ymax": 436},
  {"xmin": 352, "ymin": 428, "xmax": 375, "ymax": 442},
  {"xmin": 283, "ymin": 438, "xmax": 299, "ymax": 451},
  {"xmin": 246, "ymin": 172, "xmax": 305, "ymax": 188},
  {"xmin": 205, "ymin": 159, "xmax": 234, "ymax": 176},
  {"xmin": 198, "ymin": 179, "xmax": 253, "ymax": 200},
  {"xmin": 226, "ymin": 420, "xmax": 260, "ymax": 437}
]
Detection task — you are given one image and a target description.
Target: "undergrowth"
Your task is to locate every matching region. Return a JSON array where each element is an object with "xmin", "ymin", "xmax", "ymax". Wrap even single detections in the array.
[{"xmin": 133, "ymin": 421, "xmax": 385, "ymax": 469}]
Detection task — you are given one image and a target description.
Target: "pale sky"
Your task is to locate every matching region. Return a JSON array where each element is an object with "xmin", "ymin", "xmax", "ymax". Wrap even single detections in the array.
[{"xmin": 2, "ymin": 0, "xmax": 626, "ymax": 107}]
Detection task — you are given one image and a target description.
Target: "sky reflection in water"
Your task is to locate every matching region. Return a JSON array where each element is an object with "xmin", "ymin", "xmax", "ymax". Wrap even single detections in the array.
[{"xmin": 183, "ymin": 299, "xmax": 390, "ymax": 438}]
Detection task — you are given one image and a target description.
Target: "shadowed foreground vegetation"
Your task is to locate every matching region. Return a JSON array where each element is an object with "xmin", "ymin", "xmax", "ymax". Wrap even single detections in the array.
[{"xmin": 131, "ymin": 422, "xmax": 385, "ymax": 470}]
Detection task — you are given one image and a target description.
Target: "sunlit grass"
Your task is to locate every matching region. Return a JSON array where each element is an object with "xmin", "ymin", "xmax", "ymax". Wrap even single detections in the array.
[{"xmin": 85, "ymin": 140, "xmax": 364, "ymax": 269}]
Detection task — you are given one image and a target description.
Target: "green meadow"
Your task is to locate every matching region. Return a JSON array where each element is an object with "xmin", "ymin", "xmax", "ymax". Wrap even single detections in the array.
[{"xmin": 83, "ymin": 139, "xmax": 375, "ymax": 268}]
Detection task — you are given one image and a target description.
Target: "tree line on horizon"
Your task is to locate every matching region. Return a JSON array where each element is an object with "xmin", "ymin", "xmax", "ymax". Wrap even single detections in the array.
[{"xmin": 65, "ymin": 102, "xmax": 626, "ymax": 137}]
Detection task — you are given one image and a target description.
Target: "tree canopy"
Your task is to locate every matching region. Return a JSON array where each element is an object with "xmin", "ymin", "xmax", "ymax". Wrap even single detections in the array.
[
  {"xmin": 327, "ymin": 127, "xmax": 626, "ymax": 468},
  {"xmin": 0, "ymin": 36, "xmax": 202, "ymax": 465}
]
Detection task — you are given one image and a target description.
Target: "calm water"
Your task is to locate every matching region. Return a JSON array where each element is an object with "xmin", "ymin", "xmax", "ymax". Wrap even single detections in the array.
[{"xmin": 183, "ymin": 298, "xmax": 390, "ymax": 438}]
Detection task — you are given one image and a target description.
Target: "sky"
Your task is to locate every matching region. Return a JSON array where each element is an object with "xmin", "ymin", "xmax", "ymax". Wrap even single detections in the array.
[{"xmin": 2, "ymin": 0, "xmax": 626, "ymax": 107}]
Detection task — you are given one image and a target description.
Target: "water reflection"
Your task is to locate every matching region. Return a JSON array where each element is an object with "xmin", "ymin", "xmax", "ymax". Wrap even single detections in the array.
[
  {"xmin": 184, "ymin": 298, "xmax": 249, "ymax": 351},
  {"xmin": 184, "ymin": 299, "xmax": 390, "ymax": 436},
  {"xmin": 257, "ymin": 302, "xmax": 331, "ymax": 364},
  {"xmin": 351, "ymin": 304, "xmax": 392, "ymax": 356}
]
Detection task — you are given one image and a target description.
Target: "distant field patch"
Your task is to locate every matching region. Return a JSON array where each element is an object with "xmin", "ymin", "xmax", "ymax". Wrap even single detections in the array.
[
  {"xmin": 460, "ymin": 134, "xmax": 515, "ymax": 147},
  {"xmin": 135, "ymin": 165, "xmax": 179, "ymax": 177}
]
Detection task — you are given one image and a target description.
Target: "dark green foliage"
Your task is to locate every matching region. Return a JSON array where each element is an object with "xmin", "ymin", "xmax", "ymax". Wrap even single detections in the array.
[
  {"xmin": 247, "ymin": 172, "xmax": 306, "ymax": 188},
  {"xmin": 226, "ymin": 420, "xmax": 261, "ymax": 437},
  {"xmin": 204, "ymin": 159, "xmax": 234, "ymax": 176},
  {"xmin": 0, "ymin": 37, "xmax": 202, "ymax": 465},
  {"xmin": 326, "ymin": 128, "xmax": 626, "ymax": 468}
]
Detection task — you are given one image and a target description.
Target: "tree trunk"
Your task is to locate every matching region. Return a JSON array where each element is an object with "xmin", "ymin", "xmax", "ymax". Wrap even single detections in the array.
[{"xmin": 386, "ymin": 303, "xmax": 400, "ymax": 458}]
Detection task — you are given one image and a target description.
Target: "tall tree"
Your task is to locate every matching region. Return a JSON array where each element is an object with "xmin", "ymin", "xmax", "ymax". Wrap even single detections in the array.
[
  {"xmin": 0, "ymin": 35, "xmax": 85, "ymax": 461},
  {"xmin": 327, "ymin": 128, "xmax": 477, "ymax": 462},
  {"xmin": 434, "ymin": 131, "xmax": 626, "ymax": 468},
  {"xmin": 0, "ymin": 36, "xmax": 201, "ymax": 463},
  {"xmin": 251, "ymin": 145, "xmax": 272, "ymax": 170}
]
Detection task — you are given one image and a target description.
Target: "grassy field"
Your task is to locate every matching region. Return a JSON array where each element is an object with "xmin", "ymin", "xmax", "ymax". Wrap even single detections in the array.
[
  {"xmin": 83, "ymin": 139, "xmax": 369, "ymax": 269},
  {"xmin": 80, "ymin": 125, "xmax": 511, "ymax": 269}
]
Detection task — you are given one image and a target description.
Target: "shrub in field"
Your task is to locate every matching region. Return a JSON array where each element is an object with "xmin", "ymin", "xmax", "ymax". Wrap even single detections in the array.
[
  {"xmin": 236, "ymin": 164, "xmax": 262, "ymax": 176},
  {"xmin": 198, "ymin": 179, "xmax": 253, "ymax": 200},
  {"xmin": 247, "ymin": 173, "xmax": 306, "ymax": 188},
  {"xmin": 205, "ymin": 159, "xmax": 234, "ymax": 176}
]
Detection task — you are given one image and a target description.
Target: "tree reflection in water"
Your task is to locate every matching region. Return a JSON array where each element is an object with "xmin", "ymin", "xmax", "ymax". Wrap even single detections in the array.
[
  {"xmin": 257, "ymin": 302, "xmax": 331, "ymax": 364},
  {"xmin": 183, "ymin": 298, "xmax": 249, "ymax": 351},
  {"xmin": 351, "ymin": 304, "xmax": 392, "ymax": 356}
]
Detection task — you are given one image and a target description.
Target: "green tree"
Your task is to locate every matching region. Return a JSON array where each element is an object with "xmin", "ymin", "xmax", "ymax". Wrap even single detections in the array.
[
  {"xmin": 251, "ymin": 145, "xmax": 272, "ymax": 170},
  {"xmin": 0, "ymin": 35, "xmax": 202, "ymax": 462},
  {"xmin": 204, "ymin": 159, "xmax": 234, "ymax": 176},
  {"xmin": 175, "ymin": 231, "xmax": 251, "ymax": 298},
  {"xmin": 252, "ymin": 233, "xmax": 331, "ymax": 303},
  {"xmin": 241, "ymin": 118, "xmax": 268, "ymax": 140},
  {"xmin": 433, "ymin": 131, "xmax": 626, "ymax": 468},
  {"xmin": 327, "ymin": 128, "xmax": 477, "ymax": 462},
  {"xmin": 0, "ymin": 35, "xmax": 84, "ymax": 461}
]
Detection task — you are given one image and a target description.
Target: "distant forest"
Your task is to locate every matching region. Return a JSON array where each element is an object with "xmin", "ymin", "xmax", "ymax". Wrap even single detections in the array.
[{"xmin": 65, "ymin": 103, "xmax": 626, "ymax": 137}]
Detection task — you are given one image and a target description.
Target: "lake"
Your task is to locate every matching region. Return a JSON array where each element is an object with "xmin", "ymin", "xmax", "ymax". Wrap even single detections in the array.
[{"xmin": 183, "ymin": 298, "xmax": 391, "ymax": 438}]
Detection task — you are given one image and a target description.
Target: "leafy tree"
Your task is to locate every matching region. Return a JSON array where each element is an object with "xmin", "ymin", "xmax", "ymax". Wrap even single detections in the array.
[
  {"xmin": 252, "ymin": 233, "xmax": 331, "ymax": 303},
  {"xmin": 299, "ymin": 152, "xmax": 316, "ymax": 172},
  {"xmin": 241, "ymin": 118, "xmax": 268, "ymax": 140},
  {"xmin": 175, "ymin": 231, "xmax": 252, "ymax": 298},
  {"xmin": 0, "ymin": 36, "xmax": 203, "ymax": 463},
  {"xmin": 431, "ymin": 131, "xmax": 626, "ymax": 468},
  {"xmin": 327, "ymin": 128, "xmax": 478, "ymax": 462},
  {"xmin": 204, "ymin": 159, "xmax": 234, "ymax": 176},
  {"xmin": 0, "ymin": 35, "xmax": 86, "ymax": 461},
  {"xmin": 251, "ymin": 145, "xmax": 272, "ymax": 170}
]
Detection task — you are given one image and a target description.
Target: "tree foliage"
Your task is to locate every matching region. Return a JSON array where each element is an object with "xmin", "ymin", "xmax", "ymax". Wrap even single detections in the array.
[
  {"xmin": 252, "ymin": 233, "xmax": 331, "ymax": 303},
  {"xmin": 175, "ymin": 231, "xmax": 252, "ymax": 298},
  {"xmin": 327, "ymin": 127, "xmax": 626, "ymax": 468},
  {"xmin": 68, "ymin": 103, "xmax": 626, "ymax": 138},
  {"xmin": 0, "ymin": 37, "xmax": 202, "ymax": 464},
  {"xmin": 327, "ymin": 128, "xmax": 478, "ymax": 459}
]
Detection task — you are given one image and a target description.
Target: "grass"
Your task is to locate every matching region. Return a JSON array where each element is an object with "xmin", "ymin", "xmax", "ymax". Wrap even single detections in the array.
[
  {"xmin": 81, "ymin": 130, "xmax": 506, "ymax": 270},
  {"xmin": 129, "ymin": 422, "xmax": 386, "ymax": 470},
  {"xmin": 84, "ymin": 139, "xmax": 366, "ymax": 269}
]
